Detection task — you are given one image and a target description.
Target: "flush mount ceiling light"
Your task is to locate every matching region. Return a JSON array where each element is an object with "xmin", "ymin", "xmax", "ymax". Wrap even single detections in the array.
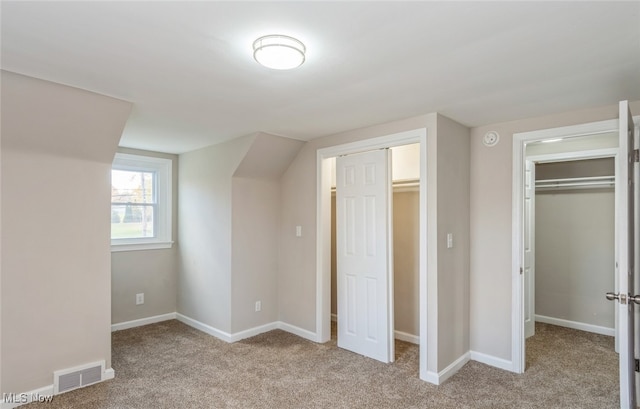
[{"xmin": 253, "ymin": 35, "xmax": 306, "ymax": 70}]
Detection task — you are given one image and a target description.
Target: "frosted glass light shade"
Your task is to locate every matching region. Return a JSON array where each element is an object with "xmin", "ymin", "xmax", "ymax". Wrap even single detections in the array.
[{"xmin": 253, "ymin": 35, "xmax": 306, "ymax": 70}]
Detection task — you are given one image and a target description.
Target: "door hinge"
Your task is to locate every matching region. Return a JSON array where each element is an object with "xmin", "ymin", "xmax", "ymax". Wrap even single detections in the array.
[
  {"xmin": 635, "ymin": 359, "xmax": 639, "ymax": 372},
  {"xmin": 633, "ymin": 149, "xmax": 639, "ymax": 163}
]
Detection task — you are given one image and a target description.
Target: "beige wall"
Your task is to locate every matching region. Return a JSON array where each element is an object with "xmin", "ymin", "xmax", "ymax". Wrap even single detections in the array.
[
  {"xmin": 231, "ymin": 177, "xmax": 279, "ymax": 332},
  {"xmin": 536, "ymin": 190, "xmax": 615, "ymax": 328},
  {"xmin": 1, "ymin": 71, "xmax": 131, "ymax": 394},
  {"xmin": 434, "ymin": 115, "xmax": 471, "ymax": 367},
  {"xmin": 111, "ymin": 148, "xmax": 178, "ymax": 325},
  {"xmin": 393, "ymin": 190, "xmax": 420, "ymax": 335},
  {"xmin": 178, "ymin": 132, "xmax": 303, "ymax": 334},
  {"xmin": 469, "ymin": 100, "xmax": 640, "ymax": 361},
  {"xmin": 177, "ymin": 135, "xmax": 253, "ymax": 333}
]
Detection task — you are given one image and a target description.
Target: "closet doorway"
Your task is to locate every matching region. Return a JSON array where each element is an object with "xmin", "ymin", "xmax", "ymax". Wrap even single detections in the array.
[
  {"xmin": 529, "ymin": 155, "xmax": 616, "ymax": 340},
  {"xmin": 315, "ymin": 127, "xmax": 427, "ymax": 379},
  {"xmin": 524, "ymin": 132, "xmax": 619, "ymax": 346}
]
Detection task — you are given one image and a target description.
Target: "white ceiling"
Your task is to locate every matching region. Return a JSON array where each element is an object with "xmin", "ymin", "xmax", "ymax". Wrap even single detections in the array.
[{"xmin": 2, "ymin": 1, "xmax": 639, "ymax": 154}]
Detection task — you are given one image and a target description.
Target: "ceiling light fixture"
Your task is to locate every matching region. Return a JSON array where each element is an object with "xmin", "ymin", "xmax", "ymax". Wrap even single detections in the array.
[{"xmin": 253, "ymin": 35, "xmax": 306, "ymax": 70}]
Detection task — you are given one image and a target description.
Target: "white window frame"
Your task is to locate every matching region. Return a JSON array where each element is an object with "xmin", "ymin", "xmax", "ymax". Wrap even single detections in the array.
[{"xmin": 111, "ymin": 153, "xmax": 173, "ymax": 252}]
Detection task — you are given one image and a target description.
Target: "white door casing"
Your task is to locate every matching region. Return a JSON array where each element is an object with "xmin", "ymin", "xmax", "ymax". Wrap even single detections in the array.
[
  {"xmin": 524, "ymin": 160, "xmax": 536, "ymax": 339},
  {"xmin": 336, "ymin": 149, "xmax": 394, "ymax": 363}
]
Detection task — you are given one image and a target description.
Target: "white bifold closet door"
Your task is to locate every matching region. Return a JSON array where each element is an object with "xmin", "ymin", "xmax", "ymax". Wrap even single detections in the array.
[{"xmin": 336, "ymin": 149, "xmax": 394, "ymax": 363}]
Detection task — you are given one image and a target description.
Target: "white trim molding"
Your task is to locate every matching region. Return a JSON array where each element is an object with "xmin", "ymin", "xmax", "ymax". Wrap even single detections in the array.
[
  {"xmin": 277, "ymin": 322, "xmax": 318, "ymax": 343},
  {"xmin": 104, "ymin": 368, "xmax": 115, "ymax": 381},
  {"xmin": 175, "ymin": 313, "xmax": 235, "ymax": 342},
  {"xmin": 394, "ymin": 330, "xmax": 419, "ymax": 345},
  {"xmin": 229, "ymin": 322, "xmax": 280, "ymax": 342},
  {"xmin": 176, "ymin": 313, "xmax": 320, "ymax": 344},
  {"xmin": 111, "ymin": 312, "xmax": 177, "ymax": 332},
  {"xmin": 535, "ymin": 315, "xmax": 615, "ymax": 337},
  {"xmin": 470, "ymin": 351, "xmax": 514, "ymax": 372},
  {"xmin": 423, "ymin": 352, "xmax": 471, "ymax": 385}
]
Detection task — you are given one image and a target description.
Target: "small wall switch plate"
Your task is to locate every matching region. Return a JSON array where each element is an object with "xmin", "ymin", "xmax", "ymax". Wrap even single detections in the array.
[
  {"xmin": 296, "ymin": 225, "xmax": 302, "ymax": 237},
  {"xmin": 255, "ymin": 301, "xmax": 261, "ymax": 312},
  {"xmin": 447, "ymin": 233, "xmax": 453, "ymax": 249},
  {"xmin": 136, "ymin": 293, "xmax": 144, "ymax": 305}
]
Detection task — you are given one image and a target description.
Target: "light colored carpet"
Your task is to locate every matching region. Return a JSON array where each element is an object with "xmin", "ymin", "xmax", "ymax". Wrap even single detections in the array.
[{"xmin": 24, "ymin": 321, "xmax": 618, "ymax": 408}]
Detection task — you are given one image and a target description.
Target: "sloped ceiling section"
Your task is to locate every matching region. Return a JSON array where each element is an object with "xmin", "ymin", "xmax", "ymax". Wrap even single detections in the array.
[
  {"xmin": 233, "ymin": 133, "xmax": 305, "ymax": 179},
  {"xmin": 1, "ymin": 71, "xmax": 132, "ymax": 163}
]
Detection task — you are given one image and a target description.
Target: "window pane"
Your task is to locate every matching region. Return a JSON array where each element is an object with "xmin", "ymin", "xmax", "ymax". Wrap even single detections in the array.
[
  {"xmin": 111, "ymin": 204, "xmax": 155, "ymax": 238},
  {"xmin": 111, "ymin": 170, "xmax": 155, "ymax": 204},
  {"xmin": 111, "ymin": 153, "xmax": 172, "ymax": 249}
]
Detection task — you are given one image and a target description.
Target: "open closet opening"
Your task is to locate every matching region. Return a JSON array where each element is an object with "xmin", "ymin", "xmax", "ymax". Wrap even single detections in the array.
[
  {"xmin": 330, "ymin": 143, "xmax": 421, "ymax": 346},
  {"xmin": 522, "ymin": 130, "xmax": 619, "ymax": 379},
  {"xmin": 534, "ymin": 157, "xmax": 616, "ymax": 336}
]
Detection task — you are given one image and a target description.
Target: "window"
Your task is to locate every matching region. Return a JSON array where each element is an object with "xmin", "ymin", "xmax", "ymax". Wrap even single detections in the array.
[{"xmin": 111, "ymin": 153, "xmax": 172, "ymax": 251}]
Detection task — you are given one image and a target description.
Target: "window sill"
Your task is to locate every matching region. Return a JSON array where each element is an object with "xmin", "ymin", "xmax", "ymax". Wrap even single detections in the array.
[{"xmin": 111, "ymin": 241, "xmax": 174, "ymax": 253}]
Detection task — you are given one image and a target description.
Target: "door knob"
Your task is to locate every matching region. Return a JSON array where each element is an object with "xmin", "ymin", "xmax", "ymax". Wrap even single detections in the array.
[
  {"xmin": 606, "ymin": 292, "xmax": 620, "ymax": 301},
  {"xmin": 606, "ymin": 292, "xmax": 640, "ymax": 305},
  {"xmin": 606, "ymin": 292, "xmax": 628, "ymax": 304}
]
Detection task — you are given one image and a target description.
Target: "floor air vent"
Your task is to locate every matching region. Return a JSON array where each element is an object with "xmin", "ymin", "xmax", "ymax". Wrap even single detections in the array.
[{"xmin": 54, "ymin": 360, "xmax": 105, "ymax": 394}]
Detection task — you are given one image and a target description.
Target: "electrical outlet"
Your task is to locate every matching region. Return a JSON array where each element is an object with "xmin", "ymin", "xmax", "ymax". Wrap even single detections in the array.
[
  {"xmin": 136, "ymin": 293, "xmax": 144, "ymax": 305},
  {"xmin": 255, "ymin": 301, "xmax": 261, "ymax": 312}
]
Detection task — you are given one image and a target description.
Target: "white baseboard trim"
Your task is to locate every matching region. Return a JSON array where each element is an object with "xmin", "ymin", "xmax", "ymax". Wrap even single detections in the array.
[
  {"xmin": 104, "ymin": 368, "xmax": 115, "ymax": 381},
  {"xmin": 1, "ymin": 384, "xmax": 54, "ymax": 409},
  {"xmin": 470, "ymin": 350, "xmax": 514, "ymax": 372},
  {"xmin": 132, "ymin": 312, "xmax": 411, "ymax": 348},
  {"xmin": 535, "ymin": 314, "xmax": 615, "ymax": 337},
  {"xmin": 229, "ymin": 322, "xmax": 279, "ymax": 343},
  {"xmin": 111, "ymin": 312, "xmax": 177, "ymax": 332},
  {"xmin": 422, "ymin": 370, "xmax": 439, "ymax": 385},
  {"xmin": 175, "ymin": 313, "xmax": 234, "ymax": 342},
  {"xmin": 175, "ymin": 313, "xmax": 315, "ymax": 344},
  {"xmin": 395, "ymin": 330, "xmax": 419, "ymax": 345},
  {"xmin": 423, "ymin": 352, "xmax": 470, "ymax": 385},
  {"xmin": 277, "ymin": 321, "xmax": 319, "ymax": 342}
]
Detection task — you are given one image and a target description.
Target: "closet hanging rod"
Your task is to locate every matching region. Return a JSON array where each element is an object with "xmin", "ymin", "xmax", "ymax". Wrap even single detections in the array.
[
  {"xmin": 536, "ymin": 175, "xmax": 614, "ymax": 190},
  {"xmin": 537, "ymin": 176, "xmax": 613, "ymax": 184}
]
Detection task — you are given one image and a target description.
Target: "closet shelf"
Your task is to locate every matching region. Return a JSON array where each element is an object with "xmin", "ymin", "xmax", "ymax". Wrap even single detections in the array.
[{"xmin": 535, "ymin": 175, "xmax": 614, "ymax": 191}]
